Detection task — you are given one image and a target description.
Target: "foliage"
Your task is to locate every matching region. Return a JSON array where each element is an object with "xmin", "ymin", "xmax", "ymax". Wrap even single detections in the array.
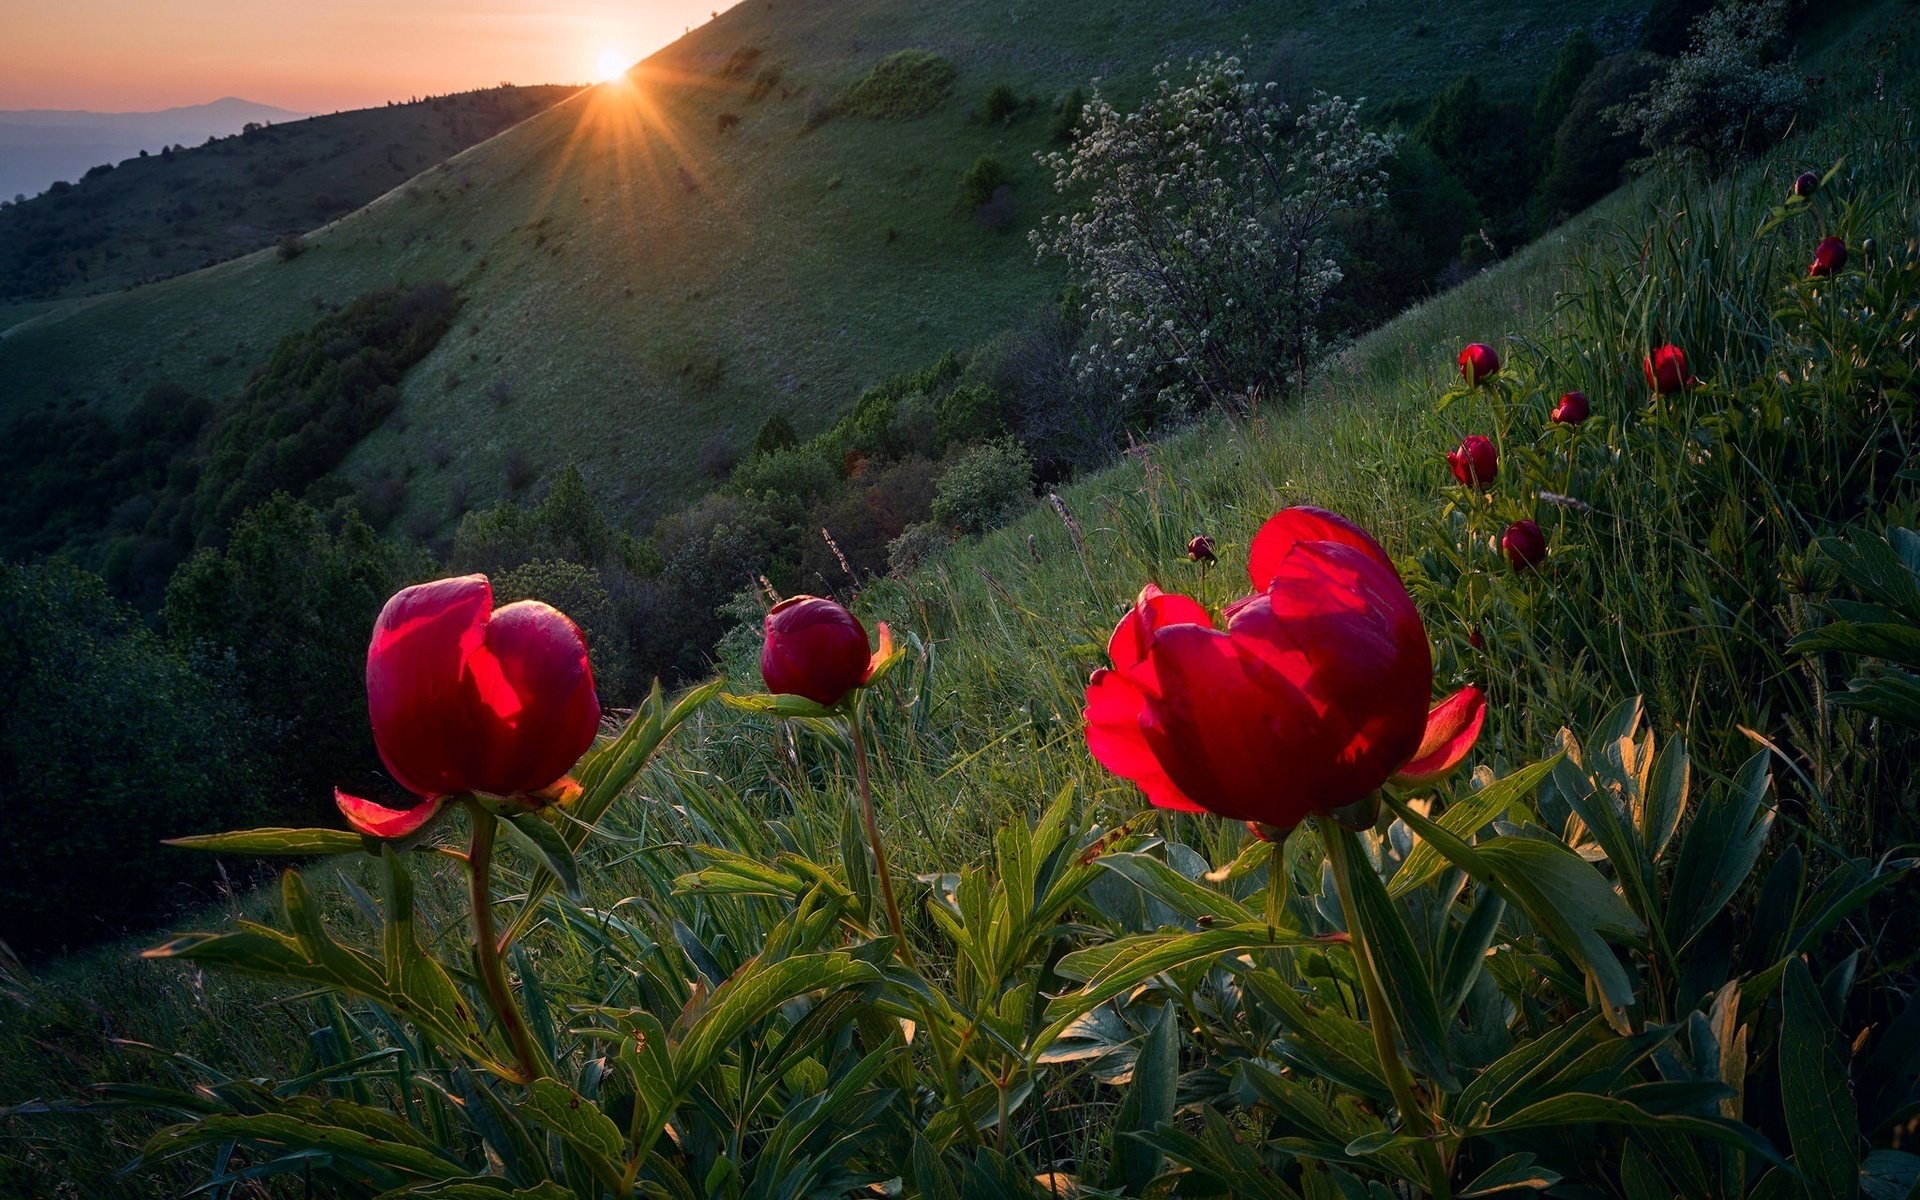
[
  {"xmin": 1614, "ymin": 0, "xmax": 1807, "ymax": 171},
  {"xmin": 164, "ymin": 494, "xmax": 422, "ymax": 819},
  {"xmin": 957, "ymin": 153, "xmax": 1010, "ymax": 211},
  {"xmin": 1536, "ymin": 53, "xmax": 1665, "ymax": 220},
  {"xmin": 1792, "ymin": 528, "xmax": 1920, "ymax": 730},
  {"xmin": 930, "ymin": 437, "xmax": 1034, "ymax": 534},
  {"xmin": 188, "ymin": 281, "xmax": 458, "ymax": 543},
  {"xmin": 838, "ymin": 50, "xmax": 959, "ymax": 119},
  {"xmin": 0, "ymin": 560, "xmax": 265, "ymax": 956},
  {"xmin": 1036, "ymin": 54, "xmax": 1394, "ymax": 406},
  {"xmin": 1415, "ymin": 73, "xmax": 1532, "ymax": 242},
  {"xmin": 982, "ymin": 83, "xmax": 1024, "ymax": 125}
]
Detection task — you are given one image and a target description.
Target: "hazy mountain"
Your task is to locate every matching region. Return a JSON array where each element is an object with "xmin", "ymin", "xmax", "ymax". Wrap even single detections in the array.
[{"xmin": 0, "ymin": 97, "xmax": 306, "ymax": 200}]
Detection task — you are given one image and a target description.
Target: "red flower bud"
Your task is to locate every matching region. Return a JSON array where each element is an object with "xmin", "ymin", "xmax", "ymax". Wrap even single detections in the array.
[
  {"xmin": 761, "ymin": 595, "xmax": 884, "ymax": 707},
  {"xmin": 1467, "ymin": 625, "xmax": 1486, "ymax": 651},
  {"xmin": 1458, "ymin": 343, "xmax": 1501, "ymax": 387},
  {"xmin": 1642, "ymin": 344, "xmax": 1694, "ymax": 395},
  {"xmin": 1790, "ymin": 171, "xmax": 1818, "ymax": 199},
  {"xmin": 1551, "ymin": 391, "xmax": 1590, "ymax": 425},
  {"xmin": 336, "ymin": 575, "xmax": 602, "ymax": 837},
  {"xmin": 1084, "ymin": 506, "xmax": 1485, "ymax": 829},
  {"xmin": 1501, "ymin": 519, "xmax": 1547, "ymax": 571},
  {"xmin": 1447, "ymin": 435, "xmax": 1499, "ymax": 489},
  {"xmin": 1187, "ymin": 534, "xmax": 1217, "ymax": 564},
  {"xmin": 1808, "ymin": 236, "xmax": 1846, "ymax": 278}
]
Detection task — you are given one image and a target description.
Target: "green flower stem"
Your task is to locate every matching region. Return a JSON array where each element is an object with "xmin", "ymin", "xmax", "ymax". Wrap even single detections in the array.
[
  {"xmin": 846, "ymin": 707, "xmax": 915, "ymax": 971},
  {"xmin": 467, "ymin": 806, "xmax": 544, "ymax": 1084},
  {"xmin": 1317, "ymin": 815, "xmax": 1452, "ymax": 1199},
  {"xmin": 1266, "ymin": 837, "xmax": 1285, "ymax": 932}
]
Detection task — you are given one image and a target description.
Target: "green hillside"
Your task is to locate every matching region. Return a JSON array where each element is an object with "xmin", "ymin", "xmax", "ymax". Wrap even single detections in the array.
[
  {"xmin": 0, "ymin": 85, "xmax": 578, "ymax": 304},
  {"xmin": 0, "ymin": 0, "xmax": 1646, "ymax": 531}
]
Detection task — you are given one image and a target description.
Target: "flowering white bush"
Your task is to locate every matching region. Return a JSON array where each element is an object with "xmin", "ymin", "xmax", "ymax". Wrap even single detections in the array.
[
  {"xmin": 1034, "ymin": 54, "xmax": 1393, "ymax": 408},
  {"xmin": 1615, "ymin": 0, "xmax": 1806, "ymax": 171}
]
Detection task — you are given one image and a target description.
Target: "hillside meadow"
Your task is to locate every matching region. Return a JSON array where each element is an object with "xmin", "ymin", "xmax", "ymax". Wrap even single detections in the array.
[
  {"xmin": 3, "ymin": 2, "xmax": 1917, "ymax": 1185},
  {"xmin": 0, "ymin": 0, "xmax": 1649, "ymax": 532}
]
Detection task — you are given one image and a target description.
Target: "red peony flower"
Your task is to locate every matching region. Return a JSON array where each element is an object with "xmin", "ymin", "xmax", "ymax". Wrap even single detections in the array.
[
  {"xmin": 1501, "ymin": 519, "xmax": 1547, "ymax": 571},
  {"xmin": 1790, "ymin": 171, "xmax": 1818, "ymax": 200},
  {"xmin": 1448, "ymin": 435, "xmax": 1499, "ymax": 489},
  {"xmin": 1458, "ymin": 343, "xmax": 1501, "ymax": 387},
  {"xmin": 1187, "ymin": 534, "xmax": 1218, "ymax": 564},
  {"xmin": 1084, "ymin": 506, "xmax": 1485, "ymax": 828},
  {"xmin": 761, "ymin": 595, "xmax": 890, "ymax": 707},
  {"xmin": 1642, "ymin": 345, "xmax": 1695, "ymax": 395},
  {"xmin": 1551, "ymin": 391, "xmax": 1590, "ymax": 424},
  {"xmin": 1808, "ymin": 237, "xmax": 1847, "ymax": 278},
  {"xmin": 336, "ymin": 575, "xmax": 601, "ymax": 838}
]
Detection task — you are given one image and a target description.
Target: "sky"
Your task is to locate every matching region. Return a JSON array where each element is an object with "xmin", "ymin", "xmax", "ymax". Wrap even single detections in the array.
[{"xmin": 0, "ymin": 1, "xmax": 738, "ymax": 113}]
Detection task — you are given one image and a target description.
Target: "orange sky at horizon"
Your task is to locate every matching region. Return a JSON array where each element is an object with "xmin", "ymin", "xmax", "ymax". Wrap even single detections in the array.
[{"xmin": 0, "ymin": 1, "xmax": 739, "ymax": 114}]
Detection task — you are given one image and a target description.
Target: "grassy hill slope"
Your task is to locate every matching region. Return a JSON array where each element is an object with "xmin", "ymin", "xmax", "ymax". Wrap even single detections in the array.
[
  {"xmin": 0, "ymin": 0, "xmax": 1645, "ymax": 531},
  {"xmin": 0, "ymin": 85, "xmax": 578, "ymax": 304}
]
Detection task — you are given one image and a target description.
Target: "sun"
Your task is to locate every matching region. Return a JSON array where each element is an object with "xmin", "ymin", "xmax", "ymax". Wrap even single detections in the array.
[{"xmin": 595, "ymin": 48, "xmax": 631, "ymax": 84}]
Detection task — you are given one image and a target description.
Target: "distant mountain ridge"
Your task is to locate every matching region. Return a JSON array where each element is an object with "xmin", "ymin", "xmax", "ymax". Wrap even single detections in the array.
[
  {"xmin": 0, "ymin": 85, "xmax": 577, "ymax": 300},
  {"xmin": 0, "ymin": 97, "xmax": 307, "ymax": 200}
]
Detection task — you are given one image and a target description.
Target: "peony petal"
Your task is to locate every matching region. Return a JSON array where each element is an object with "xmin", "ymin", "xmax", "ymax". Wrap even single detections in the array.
[
  {"xmin": 1390, "ymin": 686, "xmax": 1487, "ymax": 786},
  {"xmin": 468, "ymin": 600, "xmax": 601, "ymax": 795},
  {"xmin": 1246, "ymin": 506, "xmax": 1396, "ymax": 592},
  {"xmin": 1084, "ymin": 668, "xmax": 1207, "ymax": 813},
  {"xmin": 366, "ymin": 575, "xmax": 494, "ymax": 798},
  {"xmin": 335, "ymin": 789, "xmax": 447, "ymax": 839},
  {"xmin": 1107, "ymin": 583, "xmax": 1213, "ymax": 672}
]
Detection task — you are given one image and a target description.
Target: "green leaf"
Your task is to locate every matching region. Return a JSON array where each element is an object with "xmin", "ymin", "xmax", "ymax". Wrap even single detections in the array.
[
  {"xmin": 144, "ymin": 1112, "xmax": 460, "ymax": 1180},
  {"xmin": 498, "ymin": 811, "xmax": 583, "ymax": 902},
  {"xmin": 1666, "ymin": 751, "xmax": 1773, "ymax": 948},
  {"xmin": 1476, "ymin": 1092, "xmax": 1784, "ymax": 1166},
  {"xmin": 671, "ymin": 951, "xmax": 882, "ymax": 1089},
  {"xmin": 164, "ymin": 827, "xmax": 368, "ymax": 856},
  {"xmin": 1383, "ymin": 792, "xmax": 1643, "ymax": 1032},
  {"xmin": 1040, "ymin": 924, "xmax": 1318, "ymax": 1056},
  {"xmin": 1107, "ymin": 1002, "xmax": 1179, "ymax": 1194},
  {"xmin": 720, "ymin": 691, "xmax": 838, "ymax": 720},
  {"xmin": 1389, "ymin": 759, "xmax": 1556, "ymax": 899},
  {"xmin": 1781, "ymin": 958, "xmax": 1861, "ymax": 1200},
  {"xmin": 1096, "ymin": 850, "xmax": 1258, "ymax": 926},
  {"xmin": 522, "ymin": 1078, "xmax": 628, "ymax": 1191},
  {"xmin": 1329, "ymin": 826, "xmax": 1454, "ymax": 1088},
  {"xmin": 1459, "ymin": 1153, "xmax": 1561, "ymax": 1195}
]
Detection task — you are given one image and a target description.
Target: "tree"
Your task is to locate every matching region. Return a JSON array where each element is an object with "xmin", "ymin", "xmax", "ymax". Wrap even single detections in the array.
[
  {"xmin": 164, "ymin": 495, "xmax": 418, "ymax": 820},
  {"xmin": 1614, "ymin": 0, "xmax": 1805, "ymax": 172},
  {"xmin": 1035, "ymin": 54, "xmax": 1393, "ymax": 406}
]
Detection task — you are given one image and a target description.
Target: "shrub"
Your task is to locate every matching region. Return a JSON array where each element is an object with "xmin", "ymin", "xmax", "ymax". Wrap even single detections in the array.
[
  {"xmin": 798, "ymin": 456, "xmax": 941, "ymax": 585},
  {"xmin": 982, "ymin": 83, "xmax": 1022, "ymax": 124},
  {"xmin": 885, "ymin": 519, "xmax": 949, "ymax": 576},
  {"xmin": 717, "ymin": 112, "xmax": 742, "ymax": 135},
  {"xmin": 1036, "ymin": 55, "xmax": 1392, "ymax": 405},
  {"xmin": 274, "ymin": 231, "xmax": 305, "ymax": 261},
  {"xmin": 957, "ymin": 154, "xmax": 1009, "ymax": 210},
  {"xmin": 930, "ymin": 437, "xmax": 1033, "ymax": 534},
  {"xmin": 1614, "ymin": 0, "xmax": 1806, "ymax": 171},
  {"xmin": 838, "ymin": 49, "xmax": 957, "ymax": 119},
  {"xmin": 730, "ymin": 444, "xmax": 837, "ymax": 514},
  {"xmin": 753, "ymin": 413, "xmax": 800, "ymax": 455}
]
